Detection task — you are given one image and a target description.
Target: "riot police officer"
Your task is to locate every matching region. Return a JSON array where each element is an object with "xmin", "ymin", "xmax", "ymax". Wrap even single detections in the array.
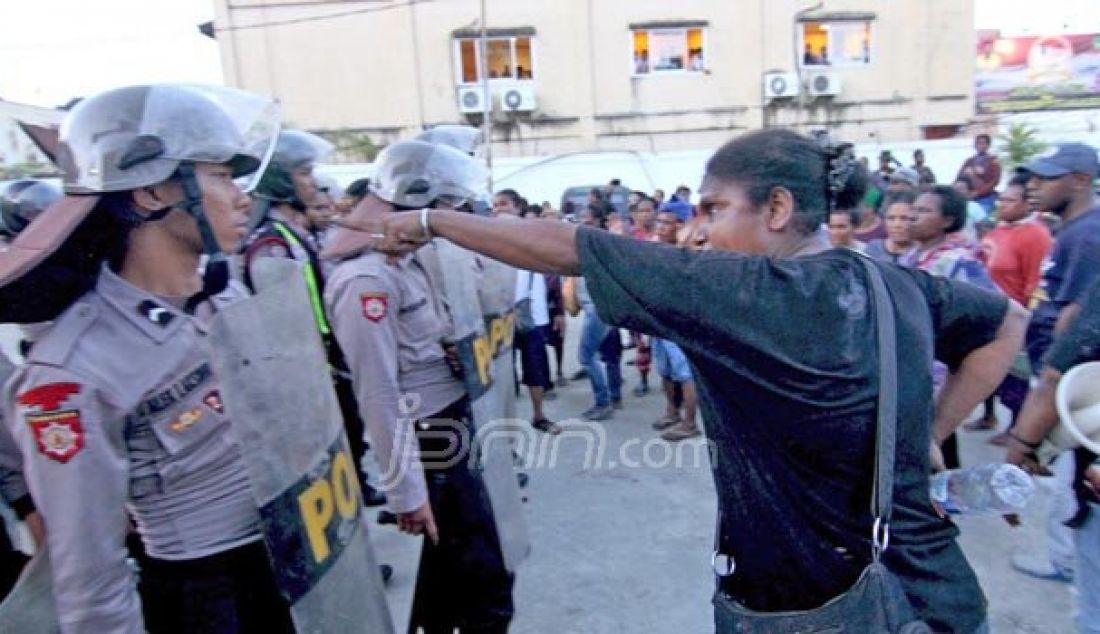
[
  {"xmin": 0, "ymin": 180, "xmax": 57, "ymax": 598},
  {"xmin": 242, "ymin": 129, "xmax": 388, "ymax": 508},
  {"xmin": 0, "ymin": 84, "xmax": 294, "ymax": 633},
  {"xmin": 322, "ymin": 140, "xmax": 514, "ymax": 633},
  {"xmin": 0, "ymin": 352, "xmax": 40, "ymax": 602},
  {"xmin": 244, "ymin": 129, "xmax": 331, "ymax": 260},
  {"xmin": 0, "ymin": 179, "xmax": 62, "ymax": 356}
]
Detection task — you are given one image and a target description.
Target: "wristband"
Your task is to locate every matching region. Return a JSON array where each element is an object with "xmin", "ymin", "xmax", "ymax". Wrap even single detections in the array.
[
  {"xmin": 1007, "ymin": 429, "xmax": 1041, "ymax": 450},
  {"xmin": 420, "ymin": 208, "xmax": 434, "ymax": 239}
]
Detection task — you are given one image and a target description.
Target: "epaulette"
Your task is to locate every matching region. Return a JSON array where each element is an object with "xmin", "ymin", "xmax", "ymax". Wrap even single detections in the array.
[{"xmin": 26, "ymin": 299, "xmax": 99, "ymax": 368}]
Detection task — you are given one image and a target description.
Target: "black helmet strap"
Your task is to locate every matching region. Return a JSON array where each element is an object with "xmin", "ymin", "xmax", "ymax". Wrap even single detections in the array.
[{"xmin": 174, "ymin": 163, "xmax": 230, "ymax": 314}]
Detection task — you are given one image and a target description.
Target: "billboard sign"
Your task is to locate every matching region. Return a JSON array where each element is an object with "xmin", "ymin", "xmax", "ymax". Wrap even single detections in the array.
[{"xmin": 976, "ymin": 31, "xmax": 1100, "ymax": 114}]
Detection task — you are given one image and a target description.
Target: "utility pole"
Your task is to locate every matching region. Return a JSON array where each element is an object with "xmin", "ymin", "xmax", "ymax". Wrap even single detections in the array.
[{"xmin": 479, "ymin": 0, "xmax": 493, "ymax": 191}]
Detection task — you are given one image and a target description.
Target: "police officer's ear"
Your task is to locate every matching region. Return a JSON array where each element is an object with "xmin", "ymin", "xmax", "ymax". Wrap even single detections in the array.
[
  {"xmin": 130, "ymin": 183, "xmax": 177, "ymax": 218},
  {"xmin": 764, "ymin": 186, "xmax": 796, "ymax": 232}
]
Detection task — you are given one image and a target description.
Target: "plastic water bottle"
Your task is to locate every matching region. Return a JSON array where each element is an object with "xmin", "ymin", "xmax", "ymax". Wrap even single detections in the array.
[{"xmin": 929, "ymin": 463, "xmax": 1035, "ymax": 515}]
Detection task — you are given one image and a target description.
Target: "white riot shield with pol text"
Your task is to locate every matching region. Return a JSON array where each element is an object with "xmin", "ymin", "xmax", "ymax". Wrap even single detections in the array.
[
  {"xmin": 207, "ymin": 258, "xmax": 393, "ymax": 633},
  {"xmin": 421, "ymin": 240, "xmax": 530, "ymax": 572}
]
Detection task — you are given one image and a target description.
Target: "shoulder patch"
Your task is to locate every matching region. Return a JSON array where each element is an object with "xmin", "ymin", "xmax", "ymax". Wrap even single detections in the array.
[
  {"xmin": 28, "ymin": 410, "xmax": 85, "ymax": 463},
  {"xmin": 361, "ymin": 293, "xmax": 389, "ymax": 322},
  {"xmin": 19, "ymin": 382, "xmax": 86, "ymax": 463}
]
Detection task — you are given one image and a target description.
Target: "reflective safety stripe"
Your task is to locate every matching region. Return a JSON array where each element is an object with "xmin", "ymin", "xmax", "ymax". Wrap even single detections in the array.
[{"xmin": 272, "ymin": 222, "xmax": 331, "ymax": 336}]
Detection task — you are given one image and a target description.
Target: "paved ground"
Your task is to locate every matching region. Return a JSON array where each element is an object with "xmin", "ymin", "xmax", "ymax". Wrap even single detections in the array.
[
  {"xmin": 371, "ymin": 319, "xmax": 1077, "ymax": 633},
  {"xmin": 0, "ymin": 322, "xmax": 1079, "ymax": 632}
]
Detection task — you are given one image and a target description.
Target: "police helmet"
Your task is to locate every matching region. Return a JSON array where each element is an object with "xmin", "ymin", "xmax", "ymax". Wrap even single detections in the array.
[
  {"xmin": 254, "ymin": 130, "xmax": 334, "ymax": 204},
  {"xmin": 0, "ymin": 85, "xmax": 280, "ymax": 318},
  {"xmin": 57, "ymin": 84, "xmax": 279, "ymax": 195},
  {"xmin": 0, "ymin": 180, "xmax": 62, "ymax": 237},
  {"xmin": 415, "ymin": 125, "xmax": 482, "ymax": 156},
  {"xmin": 371, "ymin": 140, "xmax": 488, "ymax": 209}
]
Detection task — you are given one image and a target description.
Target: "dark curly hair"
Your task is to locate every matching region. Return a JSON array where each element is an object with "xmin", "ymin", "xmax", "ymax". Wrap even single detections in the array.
[{"xmin": 704, "ymin": 129, "xmax": 867, "ymax": 235}]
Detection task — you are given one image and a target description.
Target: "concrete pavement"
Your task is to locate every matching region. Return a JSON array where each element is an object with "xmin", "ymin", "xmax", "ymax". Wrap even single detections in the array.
[{"xmin": 482, "ymin": 331, "xmax": 1074, "ymax": 633}]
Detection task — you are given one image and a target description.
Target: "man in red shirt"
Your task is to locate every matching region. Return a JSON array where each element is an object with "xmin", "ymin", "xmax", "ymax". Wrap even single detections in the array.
[{"xmin": 979, "ymin": 173, "xmax": 1052, "ymax": 441}]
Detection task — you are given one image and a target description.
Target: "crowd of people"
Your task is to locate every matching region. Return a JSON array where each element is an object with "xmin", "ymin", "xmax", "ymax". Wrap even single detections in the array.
[
  {"xmin": 821, "ymin": 136, "xmax": 1100, "ymax": 632},
  {"xmin": 487, "ymin": 182, "xmax": 707, "ymax": 443},
  {"xmin": 487, "ymin": 133, "xmax": 1100, "ymax": 632},
  {"xmin": 0, "ymin": 79, "xmax": 1099, "ymax": 634}
]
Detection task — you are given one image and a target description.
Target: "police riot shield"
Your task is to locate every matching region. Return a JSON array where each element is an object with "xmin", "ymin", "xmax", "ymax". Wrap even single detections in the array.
[
  {"xmin": 421, "ymin": 240, "xmax": 530, "ymax": 571},
  {"xmin": 0, "ymin": 549, "xmax": 58, "ymax": 633},
  {"xmin": 206, "ymin": 258, "xmax": 394, "ymax": 633}
]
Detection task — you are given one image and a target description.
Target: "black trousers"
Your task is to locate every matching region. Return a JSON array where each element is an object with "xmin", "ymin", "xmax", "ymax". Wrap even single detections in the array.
[
  {"xmin": 408, "ymin": 397, "xmax": 515, "ymax": 634},
  {"xmin": 138, "ymin": 540, "xmax": 295, "ymax": 634},
  {"xmin": 335, "ymin": 372, "xmax": 371, "ymax": 492}
]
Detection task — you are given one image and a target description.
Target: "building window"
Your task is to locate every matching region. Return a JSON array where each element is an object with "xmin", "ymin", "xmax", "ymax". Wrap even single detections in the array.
[
  {"xmin": 455, "ymin": 36, "xmax": 534, "ymax": 84},
  {"xmin": 632, "ymin": 27, "xmax": 706, "ymax": 75},
  {"xmin": 801, "ymin": 21, "xmax": 872, "ymax": 67}
]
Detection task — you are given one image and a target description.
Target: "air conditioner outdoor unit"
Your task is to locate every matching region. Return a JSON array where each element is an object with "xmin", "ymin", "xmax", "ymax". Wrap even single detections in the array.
[
  {"xmin": 763, "ymin": 71, "xmax": 800, "ymax": 99},
  {"xmin": 806, "ymin": 71, "xmax": 842, "ymax": 97},
  {"xmin": 498, "ymin": 85, "xmax": 537, "ymax": 112},
  {"xmin": 457, "ymin": 87, "xmax": 489, "ymax": 114}
]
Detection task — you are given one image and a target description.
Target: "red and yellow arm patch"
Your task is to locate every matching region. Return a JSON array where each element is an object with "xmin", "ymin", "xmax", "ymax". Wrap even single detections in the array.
[
  {"xmin": 18, "ymin": 382, "xmax": 86, "ymax": 463},
  {"xmin": 27, "ymin": 411, "xmax": 85, "ymax": 464}
]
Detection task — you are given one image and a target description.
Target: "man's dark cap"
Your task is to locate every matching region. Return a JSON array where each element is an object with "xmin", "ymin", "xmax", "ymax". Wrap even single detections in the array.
[{"xmin": 1022, "ymin": 143, "xmax": 1099, "ymax": 179}]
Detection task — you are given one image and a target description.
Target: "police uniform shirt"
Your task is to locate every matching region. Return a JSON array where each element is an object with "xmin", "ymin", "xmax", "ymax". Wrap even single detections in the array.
[
  {"xmin": 575, "ymin": 227, "xmax": 1007, "ymax": 633},
  {"xmin": 325, "ymin": 249, "xmax": 465, "ymax": 514},
  {"xmin": 1, "ymin": 267, "xmax": 261, "ymax": 634},
  {"xmin": 246, "ymin": 208, "xmax": 319, "ymax": 261}
]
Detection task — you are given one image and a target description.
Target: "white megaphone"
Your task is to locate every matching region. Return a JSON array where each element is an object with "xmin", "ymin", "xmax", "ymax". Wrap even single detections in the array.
[{"xmin": 1052, "ymin": 361, "xmax": 1100, "ymax": 454}]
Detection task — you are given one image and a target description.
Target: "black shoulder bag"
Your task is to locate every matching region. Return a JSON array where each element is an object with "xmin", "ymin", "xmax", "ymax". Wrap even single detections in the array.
[{"xmin": 712, "ymin": 256, "xmax": 931, "ymax": 633}]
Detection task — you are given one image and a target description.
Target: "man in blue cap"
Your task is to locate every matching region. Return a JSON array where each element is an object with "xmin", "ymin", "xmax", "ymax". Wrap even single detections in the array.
[
  {"xmin": 1012, "ymin": 142, "xmax": 1100, "ymax": 585},
  {"xmin": 1024, "ymin": 143, "xmax": 1100, "ymax": 367}
]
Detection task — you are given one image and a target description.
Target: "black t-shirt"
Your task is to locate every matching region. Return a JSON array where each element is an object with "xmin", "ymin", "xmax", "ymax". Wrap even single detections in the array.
[
  {"xmin": 1026, "ymin": 207, "xmax": 1100, "ymax": 368},
  {"xmin": 577, "ymin": 228, "xmax": 1007, "ymax": 633}
]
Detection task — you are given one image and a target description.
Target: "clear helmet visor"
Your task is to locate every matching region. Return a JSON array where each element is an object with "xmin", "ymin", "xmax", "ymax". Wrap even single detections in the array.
[
  {"xmin": 415, "ymin": 125, "xmax": 483, "ymax": 157},
  {"xmin": 371, "ymin": 140, "xmax": 489, "ymax": 208},
  {"xmin": 59, "ymin": 84, "xmax": 281, "ymax": 194},
  {"xmin": 271, "ymin": 129, "xmax": 334, "ymax": 169}
]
